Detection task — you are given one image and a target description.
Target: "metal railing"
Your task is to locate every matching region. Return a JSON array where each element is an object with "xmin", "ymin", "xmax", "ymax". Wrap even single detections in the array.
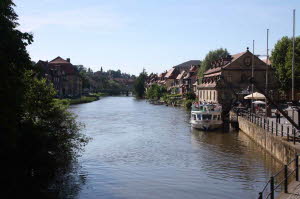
[
  {"xmin": 257, "ymin": 154, "xmax": 299, "ymax": 199},
  {"xmin": 233, "ymin": 108, "xmax": 300, "ymax": 144}
]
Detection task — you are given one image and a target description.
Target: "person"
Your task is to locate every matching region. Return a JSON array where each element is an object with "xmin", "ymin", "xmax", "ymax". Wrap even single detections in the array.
[{"xmin": 275, "ymin": 109, "xmax": 280, "ymax": 123}]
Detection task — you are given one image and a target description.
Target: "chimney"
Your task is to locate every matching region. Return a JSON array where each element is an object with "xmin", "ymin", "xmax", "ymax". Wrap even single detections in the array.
[{"xmin": 67, "ymin": 58, "xmax": 70, "ymax": 63}]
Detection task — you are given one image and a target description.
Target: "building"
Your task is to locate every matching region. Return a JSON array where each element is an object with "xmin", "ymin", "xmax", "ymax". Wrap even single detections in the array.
[
  {"xmin": 36, "ymin": 57, "xmax": 82, "ymax": 98},
  {"xmin": 197, "ymin": 48, "xmax": 277, "ymax": 105}
]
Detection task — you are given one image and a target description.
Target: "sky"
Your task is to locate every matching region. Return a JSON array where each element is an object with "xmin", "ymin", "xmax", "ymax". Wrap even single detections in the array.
[{"xmin": 15, "ymin": 0, "xmax": 299, "ymax": 75}]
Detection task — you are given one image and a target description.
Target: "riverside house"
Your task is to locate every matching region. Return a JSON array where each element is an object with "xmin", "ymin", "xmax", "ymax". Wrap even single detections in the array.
[
  {"xmin": 197, "ymin": 48, "xmax": 277, "ymax": 104},
  {"xmin": 36, "ymin": 57, "xmax": 82, "ymax": 98}
]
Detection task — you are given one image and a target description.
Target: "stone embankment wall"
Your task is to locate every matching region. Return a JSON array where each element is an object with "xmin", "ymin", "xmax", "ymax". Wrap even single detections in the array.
[{"xmin": 231, "ymin": 112, "xmax": 300, "ymax": 166}]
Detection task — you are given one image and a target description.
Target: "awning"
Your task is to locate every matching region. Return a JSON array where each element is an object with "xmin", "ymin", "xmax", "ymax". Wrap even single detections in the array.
[{"xmin": 244, "ymin": 92, "xmax": 265, "ymax": 100}]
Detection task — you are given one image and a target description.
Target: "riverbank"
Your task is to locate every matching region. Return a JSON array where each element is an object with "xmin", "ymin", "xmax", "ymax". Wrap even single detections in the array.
[
  {"xmin": 148, "ymin": 94, "xmax": 196, "ymax": 109},
  {"xmin": 56, "ymin": 93, "xmax": 107, "ymax": 105}
]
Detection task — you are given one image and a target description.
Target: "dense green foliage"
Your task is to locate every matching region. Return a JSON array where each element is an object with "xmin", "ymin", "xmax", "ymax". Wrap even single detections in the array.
[
  {"xmin": 198, "ymin": 48, "xmax": 229, "ymax": 78},
  {"xmin": 184, "ymin": 92, "xmax": 196, "ymax": 100},
  {"xmin": 270, "ymin": 36, "xmax": 300, "ymax": 92},
  {"xmin": 0, "ymin": 1, "xmax": 89, "ymax": 197},
  {"xmin": 74, "ymin": 65, "xmax": 135, "ymax": 94},
  {"xmin": 134, "ymin": 70, "xmax": 147, "ymax": 98},
  {"xmin": 146, "ymin": 84, "xmax": 167, "ymax": 100}
]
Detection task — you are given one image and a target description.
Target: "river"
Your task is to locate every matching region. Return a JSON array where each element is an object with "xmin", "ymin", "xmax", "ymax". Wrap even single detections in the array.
[{"xmin": 69, "ymin": 96, "xmax": 282, "ymax": 199}]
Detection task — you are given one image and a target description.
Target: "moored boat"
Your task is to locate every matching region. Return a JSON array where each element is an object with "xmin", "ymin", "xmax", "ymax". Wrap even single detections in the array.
[{"xmin": 190, "ymin": 103, "xmax": 222, "ymax": 130}]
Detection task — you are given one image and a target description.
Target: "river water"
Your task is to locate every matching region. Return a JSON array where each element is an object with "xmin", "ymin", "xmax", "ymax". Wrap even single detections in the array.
[{"xmin": 69, "ymin": 96, "xmax": 282, "ymax": 199}]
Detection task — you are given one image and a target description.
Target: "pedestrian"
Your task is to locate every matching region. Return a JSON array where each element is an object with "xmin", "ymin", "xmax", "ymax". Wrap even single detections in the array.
[{"xmin": 275, "ymin": 109, "xmax": 280, "ymax": 123}]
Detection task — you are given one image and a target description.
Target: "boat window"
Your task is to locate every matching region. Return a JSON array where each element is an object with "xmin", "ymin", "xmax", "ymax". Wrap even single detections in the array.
[
  {"xmin": 218, "ymin": 115, "xmax": 221, "ymax": 120},
  {"xmin": 213, "ymin": 115, "xmax": 218, "ymax": 120},
  {"xmin": 202, "ymin": 114, "xmax": 212, "ymax": 120},
  {"xmin": 193, "ymin": 114, "xmax": 196, "ymax": 120},
  {"xmin": 197, "ymin": 114, "xmax": 202, "ymax": 120}
]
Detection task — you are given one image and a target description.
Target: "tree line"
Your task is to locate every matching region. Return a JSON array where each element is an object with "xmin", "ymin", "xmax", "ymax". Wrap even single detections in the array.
[{"xmin": 1, "ymin": 1, "xmax": 89, "ymax": 197}]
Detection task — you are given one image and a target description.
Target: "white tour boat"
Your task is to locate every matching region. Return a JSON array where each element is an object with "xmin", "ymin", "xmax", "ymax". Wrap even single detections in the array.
[{"xmin": 190, "ymin": 103, "xmax": 223, "ymax": 130}]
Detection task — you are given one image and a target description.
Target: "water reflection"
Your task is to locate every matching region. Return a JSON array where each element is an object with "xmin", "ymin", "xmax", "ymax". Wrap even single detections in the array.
[{"xmin": 69, "ymin": 97, "xmax": 282, "ymax": 199}]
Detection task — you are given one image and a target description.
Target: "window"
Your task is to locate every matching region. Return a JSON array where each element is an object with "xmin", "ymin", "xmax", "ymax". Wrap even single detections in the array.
[
  {"xmin": 213, "ymin": 115, "xmax": 218, "ymax": 120},
  {"xmin": 197, "ymin": 114, "xmax": 202, "ymax": 120},
  {"xmin": 193, "ymin": 114, "xmax": 196, "ymax": 120},
  {"xmin": 202, "ymin": 114, "xmax": 212, "ymax": 120},
  {"xmin": 213, "ymin": 91, "xmax": 215, "ymax": 101}
]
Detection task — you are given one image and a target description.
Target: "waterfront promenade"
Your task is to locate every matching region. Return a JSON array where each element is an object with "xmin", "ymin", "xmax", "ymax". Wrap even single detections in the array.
[{"xmin": 235, "ymin": 108, "xmax": 300, "ymax": 199}]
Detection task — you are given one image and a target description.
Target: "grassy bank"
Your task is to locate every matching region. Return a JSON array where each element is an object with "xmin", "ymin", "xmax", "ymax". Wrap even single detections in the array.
[
  {"xmin": 55, "ymin": 93, "xmax": 107, "ymax": 105},
  {"xmin": 69, "ymin": 96, "xmax": 99, "ymax": 105}
]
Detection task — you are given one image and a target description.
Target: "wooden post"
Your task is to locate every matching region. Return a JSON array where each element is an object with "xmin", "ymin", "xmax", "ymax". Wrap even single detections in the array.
[
  {"xmin": 287, "ymin": 126, "xmax": 290, "ymax": 141},
  {"xmin": 276, "ymin": 122, "xmax": 278, "ymax": 136},
  {"xmin": 281, "ymin": 124, "xmax": 284, "ymax": 137}
]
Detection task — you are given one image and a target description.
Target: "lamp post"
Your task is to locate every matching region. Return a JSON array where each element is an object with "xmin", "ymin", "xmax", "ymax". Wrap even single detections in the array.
[{"xmin": 251, "ymin": 40, "xmax": 255, "ymax": 114}]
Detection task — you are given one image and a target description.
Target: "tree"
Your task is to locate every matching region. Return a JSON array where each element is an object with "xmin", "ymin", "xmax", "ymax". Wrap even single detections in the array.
[
  {"xmin": 271, "ymin": 36, "xmax": 300, "ymax": 93},
  {"xmin": 134, "ymin": 69, "xmax": 147, "ymax": 98},
  {"xmin": 0, "ymin": 0, "xmax": 33, "ymax": 153},
  {"xmin": 198, "ymin": 48, "xmax": 229, "ymax": 78},
  {"xmin": 0, "ymin": 1, "xmax": 89, "ymax": 197},
  {"xmin": 146, "ymin": 84, "xmax": 167, "ymax": 100}
]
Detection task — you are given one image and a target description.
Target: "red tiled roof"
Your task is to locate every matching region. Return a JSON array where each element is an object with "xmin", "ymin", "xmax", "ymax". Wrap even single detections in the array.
[
  {"xmin": 176, "ymin": 71, "xmax": 186, "ymax": 80},
  {"xmin": 158, "ymin": 72, "xmax": 167, "ymax": 78},
  {"xmin": 204, "ymin": 72, "xmax": 221, "ymax": 77},
  {"xmin": 48, "ymin": 56, "xmax": 77, "ymax": 75},
  {"xmin": 165, "ymin": 68, "xmax": 179, "ymax": 79},
  {"xmin": 204, "ymin": 51, "xmax": 247, "ymax": 75},
  {"xmin": 165, "ymin": 68, "xmax": 175, "ymax": 78},
  {"xmin": 261, "ymin": 58, "xmax": 271, "ymax": 65},
  {"xmin": 49, "ymin": 56, "xmax": 70, "ymax": 64}
]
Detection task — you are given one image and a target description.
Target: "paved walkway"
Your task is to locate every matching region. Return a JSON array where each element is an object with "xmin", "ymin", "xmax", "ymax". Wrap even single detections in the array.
[{"xmin": 277, "ymin": 181, "xmax": 300, "ymax": 199}]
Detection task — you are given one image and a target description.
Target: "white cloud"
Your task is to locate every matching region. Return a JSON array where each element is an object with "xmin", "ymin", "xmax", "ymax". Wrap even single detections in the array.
[{"xmin": 18, "ymin": 6, "xmax": 130, "ymax": 32}]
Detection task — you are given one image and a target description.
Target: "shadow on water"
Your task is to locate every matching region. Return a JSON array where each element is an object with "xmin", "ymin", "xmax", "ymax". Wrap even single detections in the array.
[{"xmin": 3, "ymin": 159, "xmax": 86, "ymax": 199}]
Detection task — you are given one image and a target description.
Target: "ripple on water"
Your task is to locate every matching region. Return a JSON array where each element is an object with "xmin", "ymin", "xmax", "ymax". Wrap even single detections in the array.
[{"xmin": 71, "ymin": 97, "xmax": 282, "ymax": 199}]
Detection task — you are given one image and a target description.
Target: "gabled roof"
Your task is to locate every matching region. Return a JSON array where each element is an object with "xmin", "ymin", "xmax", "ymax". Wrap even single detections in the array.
[
  {"xmin": 158, "ymin": 72, "xmax": 167, "ymax": 78},
  {"xmin": 49, "ymin": 56, "xmax": 70, "ymax": 64},
  {"xmin": 176, "ymin": 71, "xmax": 186, "ymax": 80},
  {"xmin": 204, "ymin": 51, "xmax": 247, "ymax": 75},
  {"xmin": 165, "ymin": 68, "xmax": 179, "ymax": 79}
]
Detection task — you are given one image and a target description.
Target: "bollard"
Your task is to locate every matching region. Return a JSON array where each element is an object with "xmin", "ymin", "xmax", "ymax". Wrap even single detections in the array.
[
  {"xmin": 284, "ymin": 165, "xmax": 288, "ymax": 193},
  {"xmin": 270, "ymin": 176, "xmax": 274, "ymax": 199}
]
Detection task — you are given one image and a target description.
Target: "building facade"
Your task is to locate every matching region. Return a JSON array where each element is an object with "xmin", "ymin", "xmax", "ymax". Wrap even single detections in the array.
[
  {"xmin": 197, "ymin": 49, "xmax": 277, "ymax": 105},
  {"xmin": 36, "ymin": 57, "xmax": 82, "ymax": 98}
]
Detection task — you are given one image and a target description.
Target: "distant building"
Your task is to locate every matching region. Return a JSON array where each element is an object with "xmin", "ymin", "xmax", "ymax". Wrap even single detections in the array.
[
  {"xmin": 36, "ymin": 57, "xmax": 82, "ymax": 98},
  {"xmin": 164, "ymin": 68, "xmax": 180, "ymax": 90},
  {"xmin": 197, "ymin": 48, "xmax": 277, "ymax": 104}
]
